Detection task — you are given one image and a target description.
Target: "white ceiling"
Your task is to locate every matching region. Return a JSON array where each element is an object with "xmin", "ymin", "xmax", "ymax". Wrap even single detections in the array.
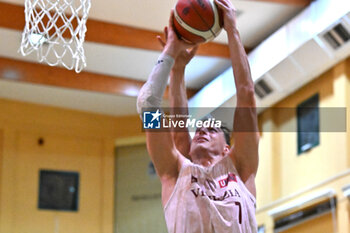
[{"xmin": 0, "ymin": 0, "xmax": 305, "ymax": 116}]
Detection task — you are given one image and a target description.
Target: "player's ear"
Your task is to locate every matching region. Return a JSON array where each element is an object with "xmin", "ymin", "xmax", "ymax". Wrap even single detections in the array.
[{"xmin": 223, "ymin": 144, "xmax": 230, "ymax": 153}]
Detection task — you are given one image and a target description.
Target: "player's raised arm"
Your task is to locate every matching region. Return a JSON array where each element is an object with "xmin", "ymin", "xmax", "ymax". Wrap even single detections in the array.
[
  {"xmin": 215, "ymin": 0, "xmax": 259, "ymax": 196},
  {"xmin": 137, "ymin": 11, "xmax": 195, "ymax": 204},
  {"xmin": 157, "ymin": 27, "xmax": 198, "ymax": 158},
  {"xmin": 171, "ymin": 51, "xmax": 199, "ymax": 157}
]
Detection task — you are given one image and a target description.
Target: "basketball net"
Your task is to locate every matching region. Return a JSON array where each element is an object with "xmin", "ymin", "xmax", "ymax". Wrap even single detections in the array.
[{"xmin": 20, "ymin": 0, "xmax": 91, "ymax": 73}]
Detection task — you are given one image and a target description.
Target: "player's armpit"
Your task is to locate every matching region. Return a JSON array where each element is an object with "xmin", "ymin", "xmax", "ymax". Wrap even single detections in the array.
[{"xmin": 243, "ymin": 173, "xmax": 257, "ymax": 198}]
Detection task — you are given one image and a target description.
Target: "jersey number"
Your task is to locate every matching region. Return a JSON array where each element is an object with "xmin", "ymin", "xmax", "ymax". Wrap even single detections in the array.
[{"xmin": 235, "ymin": 202, "xmax": 242, "ymax": 224}]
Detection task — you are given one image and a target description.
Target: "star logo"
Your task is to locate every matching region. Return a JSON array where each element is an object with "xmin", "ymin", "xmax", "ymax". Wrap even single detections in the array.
[
  {"xmin": 150, "ymin": 109, "xmax": 162, "ymax": 122},
  {"xmin": 143, "ymin": 109, "xmax": 162, "ymax": 129}
]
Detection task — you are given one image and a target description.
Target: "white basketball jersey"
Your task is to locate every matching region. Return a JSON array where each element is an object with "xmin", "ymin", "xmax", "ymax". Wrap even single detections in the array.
[{"xmin": 164, "ymin": 156, "xmax": 257, "ymax": 233}]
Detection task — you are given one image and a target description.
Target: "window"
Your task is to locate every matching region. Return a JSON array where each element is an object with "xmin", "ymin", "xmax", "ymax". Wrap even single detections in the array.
[{"xmin": 297, "ymin": 94, "xmax": 320, "ymax": 155}]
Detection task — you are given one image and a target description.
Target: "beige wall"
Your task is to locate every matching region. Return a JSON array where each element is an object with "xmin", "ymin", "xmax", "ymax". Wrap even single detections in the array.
[
  {"xmin": 115, "ymin": 145, "xmax": 166, "ymax": 233},
  {"xmin": 255, "ymin": 57, "xmax": 350, "ymax": 232},
  {"xmin": 346, "ymin": 62, "xmax": 350, "ymax": 169},
  {"xmin": 0, "ymin": 98, "xmax": 142, "ymax": 233}
]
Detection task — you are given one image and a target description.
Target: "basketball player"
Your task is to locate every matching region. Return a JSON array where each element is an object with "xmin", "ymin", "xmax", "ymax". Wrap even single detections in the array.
[{"xmin": 137, "ymin": 0, "xmax": 259, "ymax": 232}]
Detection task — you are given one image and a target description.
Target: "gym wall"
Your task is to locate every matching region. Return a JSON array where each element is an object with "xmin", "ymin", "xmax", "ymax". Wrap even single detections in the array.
[
  {"xmin": 255, "ymin": 57, "xmax": 350, "ymax": 232},
  {"xmin": 115, "ymin": 145, "xmax": 166, "ymax": 233},
  {"xmin": 0, "ymin": 99, "xmax": 142, "ymax": 233}
]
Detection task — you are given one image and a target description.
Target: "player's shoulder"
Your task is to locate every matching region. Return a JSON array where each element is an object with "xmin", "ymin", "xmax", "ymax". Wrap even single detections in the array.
[{"xmin": 177, "ymin": 154, "xmax": 192, "ymax": 172}]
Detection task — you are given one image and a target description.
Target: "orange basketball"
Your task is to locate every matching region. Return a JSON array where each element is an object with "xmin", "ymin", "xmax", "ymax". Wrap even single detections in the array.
[{"xmin": 173, "ymin": 0, "xmax": 223, "ymax": 44}]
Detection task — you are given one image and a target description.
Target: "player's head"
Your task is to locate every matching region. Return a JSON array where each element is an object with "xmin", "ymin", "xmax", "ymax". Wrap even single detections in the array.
[{"xmin": 189, "ymin": 125, "xmax": 231, "ymax": 158}]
